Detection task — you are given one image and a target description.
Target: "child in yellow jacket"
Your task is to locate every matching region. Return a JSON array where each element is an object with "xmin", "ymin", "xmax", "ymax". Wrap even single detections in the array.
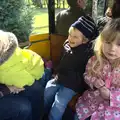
[{"xmin": 0, "ymin": 30, "xmax": 44, "ymax": 120}]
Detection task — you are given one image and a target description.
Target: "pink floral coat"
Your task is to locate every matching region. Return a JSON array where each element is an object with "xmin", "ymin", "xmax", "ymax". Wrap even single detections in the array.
[{"xmin": 76, "ymin": 56, "xmax": 120, "ymax": 120}]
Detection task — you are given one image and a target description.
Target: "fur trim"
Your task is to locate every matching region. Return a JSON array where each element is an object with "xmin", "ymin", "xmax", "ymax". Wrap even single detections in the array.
[{"xmin": 0, "ymin": 30, "xmax": 18, "ymax": 65}]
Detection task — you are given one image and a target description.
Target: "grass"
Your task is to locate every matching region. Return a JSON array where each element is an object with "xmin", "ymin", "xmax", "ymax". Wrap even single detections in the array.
[
  {"xmin": 31, "ymin": 8, "xmax": 66, "ymax": 35},
  {"xmin": 32, "ymin": 8, "xmax": 49, "ymax": 34},
  {"xmin": 25, "ymin": 0, "xmax": 68, "ymax": 34}
]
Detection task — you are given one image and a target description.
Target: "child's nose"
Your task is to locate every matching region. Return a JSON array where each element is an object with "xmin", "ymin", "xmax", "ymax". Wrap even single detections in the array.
[
  {"xmin": 111, "ymin": 44, "xmax": 117, "ymax": 51},
  {"xmin": 68, "ymin": 35, "xmax": 72, "ymax": 40}
]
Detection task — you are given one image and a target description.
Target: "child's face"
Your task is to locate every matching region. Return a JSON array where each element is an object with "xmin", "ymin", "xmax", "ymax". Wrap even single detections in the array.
[
  {"xmin": 105, "ymin": 7, "xmax": 112, "ymax": 17},
  {"xmin": 77, "ymin": 0, "xmax": 86, "ymax": 9},
  {"xmin": 68, "ymin": 28, "xmax": 84, "ymax": 48},
  {"xmin": 102, "ymin": 38, "xmax": 120, "ymax": 62}
]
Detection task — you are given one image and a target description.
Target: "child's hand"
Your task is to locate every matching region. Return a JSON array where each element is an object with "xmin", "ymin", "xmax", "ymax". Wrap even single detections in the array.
[
  {"xmin": 7, "ymin": 86, "xmax": 25, "ymax": 94},
  {"xmin": 99, "ymin": 86, "xmax": 110, "ymax": 100},
  {"xmin": 93, "ymin": 79, "xmax": 105, "ymax": 89}
]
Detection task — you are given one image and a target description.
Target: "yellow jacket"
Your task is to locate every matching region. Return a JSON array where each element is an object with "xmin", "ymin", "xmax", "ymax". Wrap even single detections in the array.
[{"xmin": 0, "ymin": 47, "xmax": 44, "ymax": 88}]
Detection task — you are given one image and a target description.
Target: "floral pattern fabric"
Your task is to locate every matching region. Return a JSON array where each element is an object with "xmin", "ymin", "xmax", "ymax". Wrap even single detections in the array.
[{"xmin": 76, "ymin": 56, "xmax": 120, "ymax": 120}]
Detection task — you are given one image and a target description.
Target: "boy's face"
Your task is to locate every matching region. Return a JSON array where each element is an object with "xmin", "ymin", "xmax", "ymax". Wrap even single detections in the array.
[{"xmin": 68, "ymin": 28, "xmax": 84, "ymax": 48}]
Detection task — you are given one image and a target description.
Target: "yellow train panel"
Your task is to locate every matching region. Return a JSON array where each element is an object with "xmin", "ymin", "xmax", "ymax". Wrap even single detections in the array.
[{"xmin": 29, "ymin": 33, "xmax": 50, "ymax": 60}]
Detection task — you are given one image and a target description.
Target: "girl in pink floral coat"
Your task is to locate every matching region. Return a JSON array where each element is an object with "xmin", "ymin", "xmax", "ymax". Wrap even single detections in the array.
[{"xmin": 75, "ymin": 18, "xmax": 120, "ymax": 120}]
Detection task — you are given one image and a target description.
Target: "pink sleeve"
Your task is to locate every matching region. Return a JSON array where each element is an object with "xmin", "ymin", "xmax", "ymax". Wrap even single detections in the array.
[
  {"xmin": 76, "ymin": 90, "xmax": 104, "ymax": 120},
  {"xmin": 84, "ymin": 56, "xmax": 97, "ymax": 89},
  {"xmin": 110, "ymin": 90, "xmax": 120, "ymax": 108}
]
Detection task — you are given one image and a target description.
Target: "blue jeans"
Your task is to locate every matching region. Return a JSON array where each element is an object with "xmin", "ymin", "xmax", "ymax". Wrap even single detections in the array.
[
  {"xmin": 44, "ymin": 79, "xmax": 76, "ymax": 120},
  {"xmin": 0, "ymin": 96, "xmax": 32, "ymax": 120},
  {"xmin": 40, "ymin": 68, "xmax": 52, "ymax": 87},
  {"xmin": 19, "ymin": 80, "xmax": 44, "ymax": 120},
  {"xmin": 0, "ymin": 80, "xmax": 44, "ymax": 120}
]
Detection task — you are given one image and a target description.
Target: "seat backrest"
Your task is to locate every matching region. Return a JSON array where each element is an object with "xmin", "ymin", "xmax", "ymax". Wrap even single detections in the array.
[
  {"xmin": 28, "ymin": 33, "xmax": 67, "ymax": 68},
  {"xmin": 29, "ymin": 33, "xmax": 50, "ymax": 60},
  {"xmin": 50, "ymin": 34, "xmax": 67, "ymax": 68}
]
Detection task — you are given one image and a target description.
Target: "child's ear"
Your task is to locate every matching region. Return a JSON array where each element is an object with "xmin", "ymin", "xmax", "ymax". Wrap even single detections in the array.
[
  {"xmin": 82, "ymin": 41, "xmax": 87, "ymax": 44},
  {"xmin": 82, "ymin": 38, "xmax": 89, "ymax": 44}
]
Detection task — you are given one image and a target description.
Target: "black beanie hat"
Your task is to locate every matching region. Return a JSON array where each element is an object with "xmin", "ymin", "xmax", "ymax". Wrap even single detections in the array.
[
  {"xmin": 71, "ymin": 15, "xmax": 99, "ymax": 40},
  {"xmin": 67, "ymin": 0, "xmax": 78, "ymax": 8}
]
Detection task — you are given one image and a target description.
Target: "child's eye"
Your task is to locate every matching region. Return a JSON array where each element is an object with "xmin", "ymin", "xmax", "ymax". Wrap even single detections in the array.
[
  {"xmin": 74, "ymin": 36, "xmax": 78, "ymax": 39},
  {"xmin": 105, "ymin": 41, "xmax": 111, "ymax": 44},
  {"xmin": 117, "ymin": 44, "xmax": 120, "ymax": 46}
]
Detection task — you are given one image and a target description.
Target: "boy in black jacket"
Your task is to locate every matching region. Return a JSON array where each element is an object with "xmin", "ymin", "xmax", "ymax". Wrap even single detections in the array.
[{"xmin": 44, "ymin": 15, "xmax": 98, "ymax": 120}]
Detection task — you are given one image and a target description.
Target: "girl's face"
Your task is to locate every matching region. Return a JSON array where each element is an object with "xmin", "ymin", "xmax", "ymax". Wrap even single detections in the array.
[
  {"xmin": 102, "ymin": 37, "xmax": 120, "ymax": 62},
  {"xmin": 68, "ymin": 28, "xmax": 84, "ymax": 48}
]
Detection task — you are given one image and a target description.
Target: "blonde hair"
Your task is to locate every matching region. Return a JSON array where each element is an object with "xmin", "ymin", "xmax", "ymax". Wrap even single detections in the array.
[
  {"xmin": 69, "ymin": 27, "xmax": 89, "ymax": 42},
  {"xmin": 0, "ymin": 30, "xmax": 18, "ymax": 54},
  {"xmin": 93, "ymin": 18, "xmax": 120, "ymax": 73}
]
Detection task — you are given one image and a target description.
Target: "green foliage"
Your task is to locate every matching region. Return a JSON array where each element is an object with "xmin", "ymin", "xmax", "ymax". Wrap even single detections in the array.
[
  {"xmin": 108, "ymin": 0, "xmax": 114, "ymax": 7},
  {"xmin": 32, "ymin": 0, "xmax": 43, "ymax": 7},
  {"xmin": 85, "ymin": 0, "xmax": 92, "ymax": 15},
  {"xmin": 0, "ymin": 0, "xmax": 33, "ymax": 42}
]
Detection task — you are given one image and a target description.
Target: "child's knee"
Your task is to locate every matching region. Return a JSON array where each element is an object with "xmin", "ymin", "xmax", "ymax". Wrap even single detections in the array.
[
  {"xmin": 54, "ymin": 96, "xmax": 68, "ymax": 110},
  {"xmin": 45, "ymin": 79, "xmax": 57, "ymax": 88},
  {"xmin": 44, "ymin": 88, "xmax": 56, "ymax": 107}
]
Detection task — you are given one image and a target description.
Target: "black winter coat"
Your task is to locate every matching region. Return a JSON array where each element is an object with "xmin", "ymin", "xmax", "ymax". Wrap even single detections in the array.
[{"xmin": 55, "ymin": 40, "xmax": 93, "ymax": 93}]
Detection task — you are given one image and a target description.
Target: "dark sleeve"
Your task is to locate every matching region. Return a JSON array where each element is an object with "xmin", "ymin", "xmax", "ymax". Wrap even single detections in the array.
[
  {"xmin": 0, "ymin": 84, "xmax": 10, "ymax": 98},
  {"xmin": 55, "ymin": 12, "xmax": 60, "ymax": 33},
  {"xmin": 59, "ymin": 39, "xmax": 69, "ymax": 60},
  {"xmin": 54, "ymin": 39, "xmax": 68, "ymax": 73},
  {"xmin": 97, "ymin": 17, "xmax": 110, "ymax": 31},
  {"xmin": 84, "ymin": 42, "xmax": 94, "ymax": 65}
]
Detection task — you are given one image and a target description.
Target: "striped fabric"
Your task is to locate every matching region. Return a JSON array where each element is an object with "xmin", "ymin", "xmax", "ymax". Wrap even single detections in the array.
[{"xmin": 71, "ymin": 15, "xmax": 98, "ymax": 40}]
